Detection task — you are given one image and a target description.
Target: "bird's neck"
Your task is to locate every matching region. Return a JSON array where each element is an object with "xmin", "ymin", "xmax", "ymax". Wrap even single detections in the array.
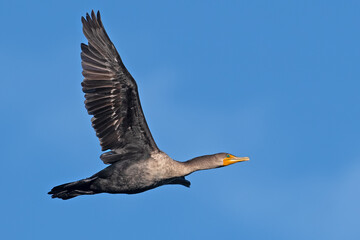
[{"xmin": 179, "ymin": 155, "xmax": 218, "ymax": 176}]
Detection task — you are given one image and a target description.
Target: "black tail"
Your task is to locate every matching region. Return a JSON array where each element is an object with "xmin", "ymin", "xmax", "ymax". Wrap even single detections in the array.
[{"xmin": 48, "ymin": 177, "xmax": 97, "ymax": 200}]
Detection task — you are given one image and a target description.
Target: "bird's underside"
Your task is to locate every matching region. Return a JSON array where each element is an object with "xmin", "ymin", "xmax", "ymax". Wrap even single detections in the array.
[
  {"xmin": 48, "ymin": 11, "xmax": 249, "ymax": 200},
  {"xmin": 49, "ymin": 151, "xmax": 191, "ymax": 200}
]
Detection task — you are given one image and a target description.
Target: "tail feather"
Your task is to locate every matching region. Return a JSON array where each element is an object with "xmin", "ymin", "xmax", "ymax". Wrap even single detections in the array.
[{"xmin": 48, "ymin": 177, "xmax": 97, "ymax": 200}]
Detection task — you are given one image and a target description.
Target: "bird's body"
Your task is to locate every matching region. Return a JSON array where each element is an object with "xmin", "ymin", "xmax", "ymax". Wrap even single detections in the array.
[
  {"xmin": 92, "ymin": 151, "xmax": 188, "ymax": 194},
  {"xmin": 49, "ymin": 11, "xmax": 249, "ymax": 200}
]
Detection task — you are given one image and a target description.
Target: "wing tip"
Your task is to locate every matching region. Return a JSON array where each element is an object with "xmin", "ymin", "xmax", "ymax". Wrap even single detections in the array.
[{"xmin": 82, "ymin": 10, "xmax": 102, "ymax": 27}]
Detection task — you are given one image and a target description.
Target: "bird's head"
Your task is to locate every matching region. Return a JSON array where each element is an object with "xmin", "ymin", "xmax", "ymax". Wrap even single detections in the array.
[
  {"xmin": 215, "ymin": 153, "xmax": 249, "ymax": 167},
  {"xmin": 185, "ymin": 153, "xmax": 249, "ymax": 173}
]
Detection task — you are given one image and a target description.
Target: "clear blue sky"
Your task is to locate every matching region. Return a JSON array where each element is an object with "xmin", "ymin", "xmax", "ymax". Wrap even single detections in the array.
[{"xmin": 1, "ymin": 1, "xmax": 359, "ymax": 239}]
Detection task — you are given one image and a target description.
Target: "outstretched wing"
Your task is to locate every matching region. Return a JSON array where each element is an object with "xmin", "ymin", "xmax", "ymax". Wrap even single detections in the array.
[{"xmin": 81, "ymin": 11, "xmax": 159, "ymax": 163}]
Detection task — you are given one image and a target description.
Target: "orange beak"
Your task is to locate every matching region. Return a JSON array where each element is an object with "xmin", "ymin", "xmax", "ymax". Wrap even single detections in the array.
[{"xmin": 223, "ymin": 155, "xmax": 249, "ymax": 166}]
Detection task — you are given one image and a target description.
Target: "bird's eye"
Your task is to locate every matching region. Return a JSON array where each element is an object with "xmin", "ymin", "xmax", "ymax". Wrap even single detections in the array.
[{"xmin": 226, "ymin": 154, "xmax": 230, "ymax": 158}]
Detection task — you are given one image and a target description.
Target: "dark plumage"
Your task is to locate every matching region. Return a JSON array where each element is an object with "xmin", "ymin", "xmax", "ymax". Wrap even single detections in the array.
[{"xmin": 48, "ymin": 11, "xmax": 249, "ymax": 200}]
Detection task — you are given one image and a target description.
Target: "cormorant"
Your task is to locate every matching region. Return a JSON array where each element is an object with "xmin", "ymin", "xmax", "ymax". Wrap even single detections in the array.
[{"xmin": 48, "ymin": 10, "xmax": 249, "ymax": 200}]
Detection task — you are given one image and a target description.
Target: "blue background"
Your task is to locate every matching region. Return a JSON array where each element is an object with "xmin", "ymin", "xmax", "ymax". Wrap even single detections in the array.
[{"xmin": 1, "ymin": 1, "xmax": 359, "ymax": 239}]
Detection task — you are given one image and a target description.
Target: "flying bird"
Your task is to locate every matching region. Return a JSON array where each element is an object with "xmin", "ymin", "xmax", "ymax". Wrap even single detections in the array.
[{"xmin": 49, "ymin": 11, "xmax": 249, "ymax": 200}]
